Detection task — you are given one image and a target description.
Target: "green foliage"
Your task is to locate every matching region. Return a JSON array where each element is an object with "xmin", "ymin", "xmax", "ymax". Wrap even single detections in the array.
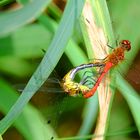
[
  {"xmin": 0, "ymin": 0, "xmax": 140, "ymax": 140},
  {"xmin": 0, "ymin": 0, "xmax": 14, "ymax": 6}
]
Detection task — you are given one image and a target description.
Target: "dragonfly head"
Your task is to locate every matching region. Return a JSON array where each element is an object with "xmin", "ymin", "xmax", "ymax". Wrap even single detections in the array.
[{"xmin": 120, "ymin": 40, "xmax": 131, "ymax": 51}]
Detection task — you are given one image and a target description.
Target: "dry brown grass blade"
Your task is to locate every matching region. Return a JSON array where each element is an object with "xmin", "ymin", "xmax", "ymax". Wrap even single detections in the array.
[{"xmin": 82, "ymin": 1, "xmax": 113, "ymax": 140}]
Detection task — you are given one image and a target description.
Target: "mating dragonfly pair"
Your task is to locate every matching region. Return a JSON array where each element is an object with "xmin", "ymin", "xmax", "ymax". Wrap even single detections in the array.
[{"xmin": 61, "ymin": 40, "xmax": 131, "ymax": 98}]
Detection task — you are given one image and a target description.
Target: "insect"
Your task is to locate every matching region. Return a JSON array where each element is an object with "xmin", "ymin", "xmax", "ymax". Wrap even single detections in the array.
[
  {"xmin": 15, "ymin": 40, "xmax": 131, "ymax": 99},
  {"xmin": 61, "ymin": 63, "xmax": 105, "ymax": 96},
  {"xmin": 83, "ymin": 40, "xmax": 131, "ymax": 98}
]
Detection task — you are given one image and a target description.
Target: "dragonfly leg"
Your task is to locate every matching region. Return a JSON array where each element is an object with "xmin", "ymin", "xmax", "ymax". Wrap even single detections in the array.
[{"xmin": 80, "ymin": 71, "xmax": 95, "ymax": 84}]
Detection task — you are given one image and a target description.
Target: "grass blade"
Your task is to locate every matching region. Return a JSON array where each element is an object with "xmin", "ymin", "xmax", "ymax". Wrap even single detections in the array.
[
  {"xmin": 117, "ymin": 74, "xmax": 140, "ymax": 134},
  {"xmin": 0, "ymin": 79, "xmax": 56, "ymax": 140},
  {"xmin": 0, "ymin": 0, "xmax": 51, "ymax": 37},
  {"xmin": 0, "ymin": 0, "xmax": 85, "ymax": 135}
]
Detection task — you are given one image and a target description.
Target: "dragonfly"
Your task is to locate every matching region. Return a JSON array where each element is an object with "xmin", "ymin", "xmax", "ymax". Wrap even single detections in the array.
[
  {"xmin": 15, "ymin": 39, "xmax": 131, "ymax": 100},
  {"xmin": 14, "ymin": 62, "xmax": 103, "ymax": 126},
  {"xmin": 83, "ymin": 40, "xmax": 131, "ymax": 98},
  {"xmin": 14, "ymin": 39, "xmax": 140, "ymax": 140},
  {"xmin": 59, "ymin": 40, "xmax": 131, "ymax": 98},
  {"xmin": 61, "ymin": 62, "xmax": 105, "ymax": 96},
  {"xmin": 56, "ymin": 39, "xmax": 140, "ymax": 139}
]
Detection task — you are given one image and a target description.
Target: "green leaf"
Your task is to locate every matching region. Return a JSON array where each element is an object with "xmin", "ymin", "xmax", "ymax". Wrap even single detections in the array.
[
  {"xmin": 0, "ymin": 135, "xmax": 3, "ymax": 140},
  {"xmin": 0, "ymin": 56, "xmax": 36, "ymax": 77},
  {"xmin": 0, "ymin": 0, "xmax": 51, "ymax": 37},
  {"xmin": 117, "ymin": 74, "xmax": 140, "ymax": 134},
  {"xmin": 0, "ymin": 24, "xmax": 52, "ymax": 58},
  {"xmin": 0, "ymin": 79, "xmax": 56, "ymax": 140},
  {"xmin": 0, "ymin": 0, "xmax": 14, "ymax": 6},
  {"xmin": 0, "ymin": 0, "xmax": 85, "ymax": 135},
  {"xmin": 79, "ymin": 0, "xmax": 116, "ymax": 137}
]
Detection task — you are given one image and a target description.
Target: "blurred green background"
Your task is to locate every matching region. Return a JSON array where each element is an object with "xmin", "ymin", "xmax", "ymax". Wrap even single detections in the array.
[{"xmin": 0, "ymin": 0, "xmax": 140, "ymax": 140}]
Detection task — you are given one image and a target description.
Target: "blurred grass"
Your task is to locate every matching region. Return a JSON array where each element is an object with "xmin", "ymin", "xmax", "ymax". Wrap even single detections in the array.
[
  {"xmin": 107, "ymin": 0, "xmax": 140, "ymax": 137},
  {"xmin": 0, "ymin": 0, "xmax": 140, "ymax": 140},
  {"xmin": 0, "ymin": 0, "xmax": 14, "ymax": 6},
  {"xmin": 0, "ymin": 0, "xmax": 86, "ymax": 139},
  {"xmin": 0, "ymin": 0, "xmax": 51, "ymax": 37},
  {"xmin": 0, "ymin": 79, "xmax": 56, "ymax": 140}
]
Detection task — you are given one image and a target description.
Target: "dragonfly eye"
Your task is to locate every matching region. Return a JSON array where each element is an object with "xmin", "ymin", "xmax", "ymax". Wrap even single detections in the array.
[{"xmin": 120, "ymin": 40, "xmax": 131, "ymax": 51}]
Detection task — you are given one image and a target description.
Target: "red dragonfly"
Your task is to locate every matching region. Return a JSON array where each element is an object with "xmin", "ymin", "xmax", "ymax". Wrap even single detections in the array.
[
  {"xmin": 82, "ymin": 40, "xmax": 131, "ymax": 98},
  {"xmin": 61, "ymin": 40, "xmax": 131, "ymax": 98}
]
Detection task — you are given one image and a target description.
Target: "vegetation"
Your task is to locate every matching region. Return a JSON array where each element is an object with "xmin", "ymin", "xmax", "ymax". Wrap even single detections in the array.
[{"xmin": 0, "ymin": 0, "xmax": 140, "ymax": 140}]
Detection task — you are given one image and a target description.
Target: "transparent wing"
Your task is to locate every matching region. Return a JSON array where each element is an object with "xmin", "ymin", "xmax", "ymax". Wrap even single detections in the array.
[{"xmin": 13, "ymin": 78, "xmax": 63, "ymax": 93}]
